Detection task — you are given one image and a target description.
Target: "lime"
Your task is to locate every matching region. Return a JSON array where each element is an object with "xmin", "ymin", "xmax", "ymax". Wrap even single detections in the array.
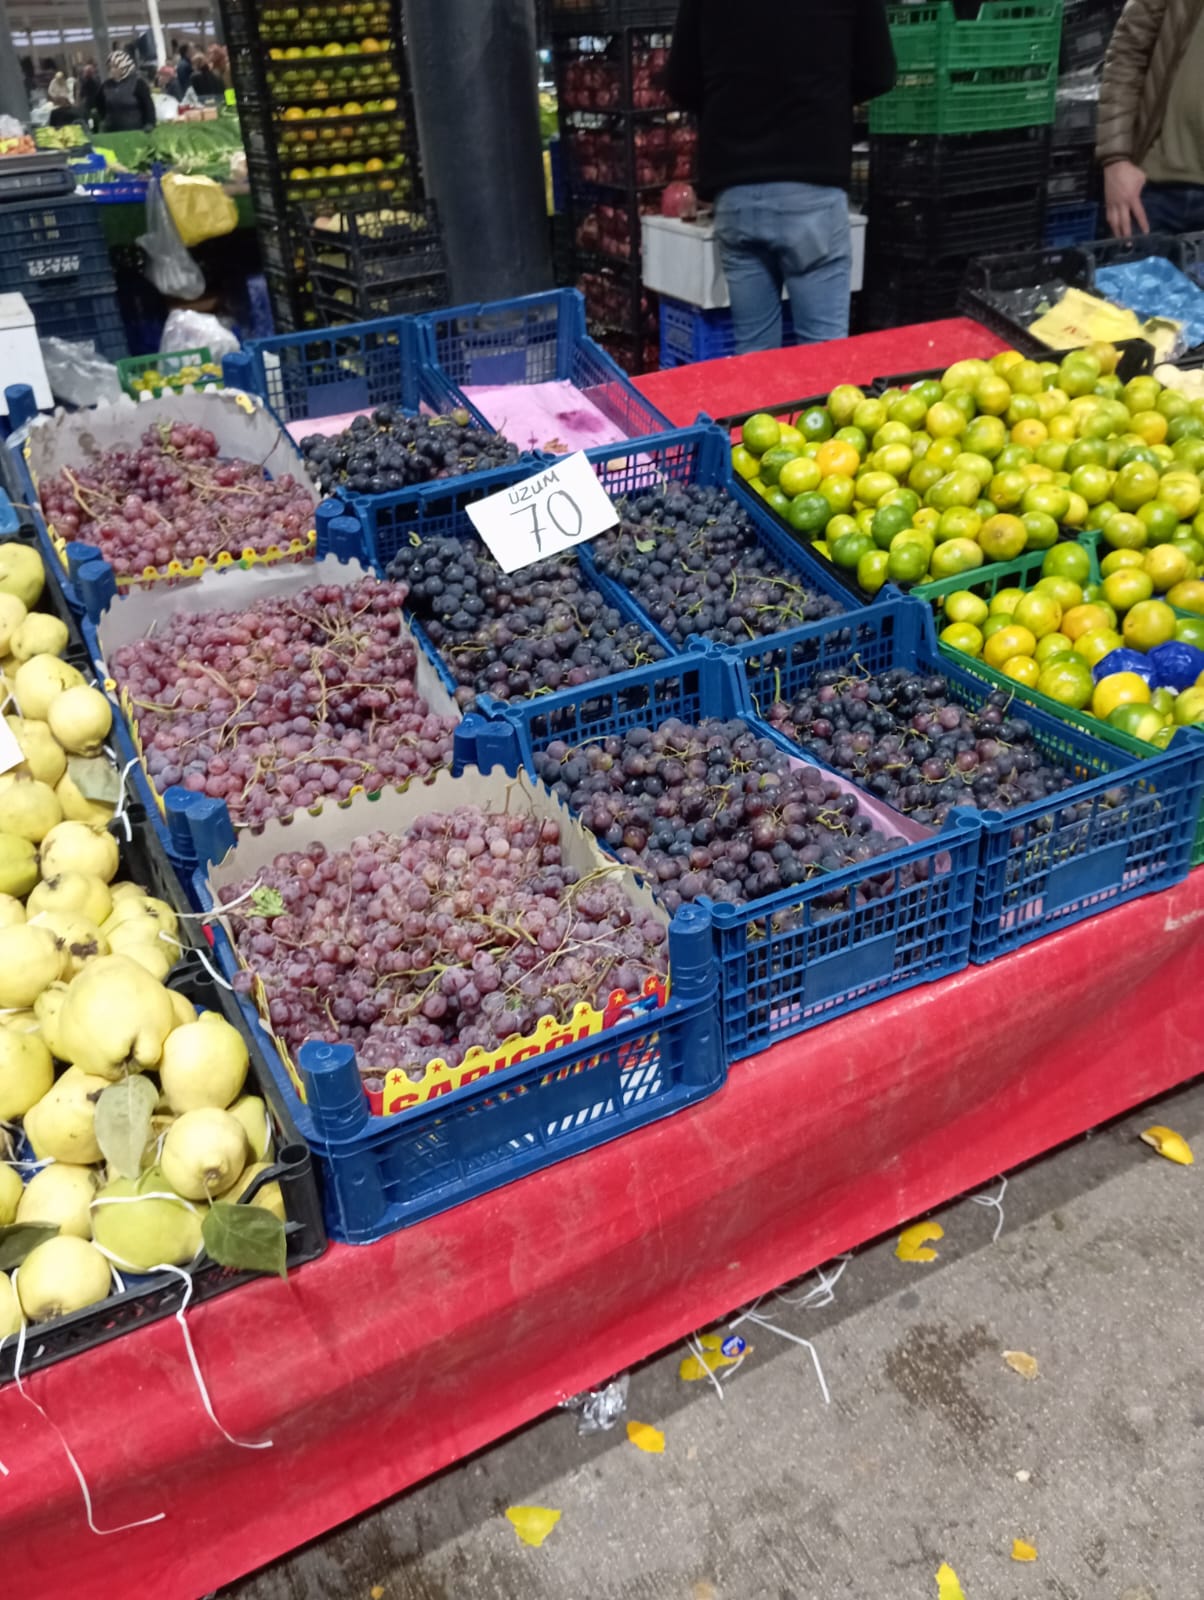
[
  {"xmin": 799, "ymin": 405, "xmax": 834, "ymax": 442},
  {"xmin": 785, "ymin": 491, "xmax": 831, "ymax": 535},
  {"xmin": 1037, "ymin": 656, "xmax": 1094, "ymax": 709},
  {"xmin": 742, "ymin": 413, "xmax": 781, "ymax": 456},
  {"xmin": 857, "ymin": 548, "xmax": 890, "ymax": 595},
  {"xmin": 940, "ymin": 622, "xmax": 984, "ymax": 656},
  {"xmin": 944, "ymin": 590, "xmax": 990, "ymax": 626}
]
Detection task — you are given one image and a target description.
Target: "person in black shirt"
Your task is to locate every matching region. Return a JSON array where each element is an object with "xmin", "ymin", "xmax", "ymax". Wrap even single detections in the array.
[
  {"xmin": 189, "ymin": 51, "xmax": 225, "ymax": 97},
  {"xmin": 666, "ymin": 0, "xmax": 895, "ymax": 352},
  {"xmin": 93, "ymin": 50, "xmax": 156, "ymax": 133}
]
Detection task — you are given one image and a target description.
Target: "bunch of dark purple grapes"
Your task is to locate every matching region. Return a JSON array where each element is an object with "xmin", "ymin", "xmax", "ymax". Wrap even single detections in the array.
[
  {"xmin": 387, "ymin": 536, "xmax": 663, "ymax": 708},
  {"xmin": 537, "ymin": 716, "xmax": 911, "ymax": 916},
  {"xmin": 589, "ymin": 483, "xmax": 844, "ymax": 647},
  {"xmin": 299, "ymin": 407, "xmax": 520, "ymax": 496},
  {"xmin": 764, "ymin": 667, "xmax": 1081, "ymax": 827}
]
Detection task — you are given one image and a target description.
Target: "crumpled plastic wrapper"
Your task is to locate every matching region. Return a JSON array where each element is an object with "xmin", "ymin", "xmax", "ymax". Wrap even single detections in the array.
[
  {"xmin": 560, "ymin": 1373, "xmax": 629, "ymax": 1435},
  {"xmin": 39, "ymin": 337, "xmax": 123, "ymax": 407},
  {"xmin": 161, "ymin": 308, "xmax": 241, "ymax": 360},
  {"xmin": 1094, "ymin": 257, "xmax": 1204, "ymax": 352}
]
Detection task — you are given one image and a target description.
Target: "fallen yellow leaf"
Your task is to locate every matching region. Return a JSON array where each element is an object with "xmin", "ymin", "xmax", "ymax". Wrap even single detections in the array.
[
  {"xmin": 370, "ymin": 1589, "xmax": 384, "ymax": 1600},
  {"xmin": 1003, "ymin": 1350, "xmax": 1039, "ymax": 1381},
  {"xmin": 936, "ymin": 1561, "xmax": 966, "ymax": 1599},
  {"xmin": 1012, "ymin": 1539, "xmax": 1037, "ymax": 1562},
  {"xmin": 1140, "ymin": 1125, "xmax": 1194, "ymax": 1166},
  {"xmin": 896, "ymin": 1221, "xmax": 944, "ymax": 1262},
  {"xmin": 626, "ymin": 1421, "xmax": 665, "ymax": 1454},
  {"xmin": 505, "ymin": 1506, "xmax": 561, "ymax": 1547}
]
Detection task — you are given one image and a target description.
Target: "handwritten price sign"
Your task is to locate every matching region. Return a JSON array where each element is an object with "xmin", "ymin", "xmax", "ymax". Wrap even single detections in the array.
[{"xmin": 465, "ymin": 452, "xmax": 620, "ymax": 574}]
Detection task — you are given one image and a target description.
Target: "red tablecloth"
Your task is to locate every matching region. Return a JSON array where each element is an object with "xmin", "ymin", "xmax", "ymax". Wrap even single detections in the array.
[
  {"xmin": 634, "ymin": 318, "xmax": 1007, "ymax": 426},
  {"xmin": 6, "ymin": 325, "xmax": 1198, "ymax": 1600}
]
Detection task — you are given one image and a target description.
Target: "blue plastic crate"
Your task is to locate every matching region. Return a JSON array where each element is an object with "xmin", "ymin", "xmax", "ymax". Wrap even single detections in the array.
[
  {"xmin": 730, "ymin": 596, "xmax": 1204, "ymax": 962},
  {"xmin": 479, "ymin": 646, "xmax": 980, "ymax": 1060},
  {"xmin": 416, "ymin": 288, "xmax": 672, "ymax": 440},
  {"xmin": 232, "ymin": 314, "xmax": 425, "ymax": 423},
  {"xmin": 1043, "ymin": 201, "xmax": 1100, "ymax": 246},
  {"xmin": 26, "ymin": 287, "xmax": 126, "ymax": 360},
  {"xmin": 0, "ymin": 194, "xmax": 113, "ymax": 299},
  {"xmin": 574, "ymin": 423, "xmax": 854, "ymax": 652},
  {"xmin": 659, "ymin": 296, "xmax": 796, "ymax": 368},
  {"xmin": 182, "ymin": 765, "xmax": 725, "ymax": 1242}
]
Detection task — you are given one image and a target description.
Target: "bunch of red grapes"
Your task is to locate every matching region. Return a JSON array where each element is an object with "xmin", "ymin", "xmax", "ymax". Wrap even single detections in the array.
[
  {"xmin": 109, "ymin": 577, "xmax": 458, "ymax": 827},
  {"xmin": 37, "ymin": 423, "xmax": 314, "ymax": 578},
  {"xmin": 222, "ymin": 806, "xmax": 669, "ymax": 1089}
]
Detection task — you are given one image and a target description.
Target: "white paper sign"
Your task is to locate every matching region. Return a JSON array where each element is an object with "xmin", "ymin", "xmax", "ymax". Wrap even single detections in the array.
[{"xmin": 465, "ymin": 452, "xmax": 619, "ymax": 574}]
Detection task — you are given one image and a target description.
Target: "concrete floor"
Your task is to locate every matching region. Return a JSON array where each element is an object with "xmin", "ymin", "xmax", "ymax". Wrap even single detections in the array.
[{"xmin": 224, "ymin": 1075, "xmax": 1204, "ymax": 1600}]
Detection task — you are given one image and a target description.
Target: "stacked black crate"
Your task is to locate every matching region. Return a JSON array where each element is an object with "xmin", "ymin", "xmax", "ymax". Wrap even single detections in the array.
[
  {"xmin": 862, "ymin": 127, "xmax": 1053, "ymax": 329},
  {"xmin": 1046, "ymin": 0, "xmax": 1126, "ymax": 244},
  {"xmin": 550, "ymin": 0, "xmax": 692, "ymax": 374},
  {"xmin": 216, "ymin": 0, "xmax": 432, "ymax": 330},
  {"xmin": 860, "ymin": 1, "xmax": 1063, "ymax": 331}
]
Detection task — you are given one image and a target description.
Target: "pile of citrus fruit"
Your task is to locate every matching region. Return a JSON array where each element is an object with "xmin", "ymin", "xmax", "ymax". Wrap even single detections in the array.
[
  {"xmin": 934, "ymin": 544, "xmax": 1204, "ymax": 744},
  {"xmin": 732, "ymin": 345, "xmax": 1204, "ymax": 598}
]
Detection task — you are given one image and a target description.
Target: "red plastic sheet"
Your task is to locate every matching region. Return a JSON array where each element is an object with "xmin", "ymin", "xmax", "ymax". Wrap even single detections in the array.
[
  {"xmin": 5, "ymin": 872, "xmax": 1203, "ymax": 1600},
  {"xmin": 634, "ymin": 317, "xmax": 1007, "ymax": 427},
  {"xmin": 4, "ymin": 329, "xmax": 1195, "ymax": 1600}
]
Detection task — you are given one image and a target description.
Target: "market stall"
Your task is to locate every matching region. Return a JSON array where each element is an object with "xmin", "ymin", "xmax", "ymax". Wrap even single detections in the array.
[{"xmin": 2, "ymin": 316, "xmax": 1203, "ymax": 1600}]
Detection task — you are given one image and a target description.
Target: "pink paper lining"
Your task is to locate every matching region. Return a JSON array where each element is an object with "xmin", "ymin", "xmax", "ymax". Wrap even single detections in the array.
[
  {"xmin": 784, "ymin": 752, "xmax": 936, "ymax": 845},
  {"xmin": 461, "ymin": 380, "xmax": 634, "ymax": 454}
]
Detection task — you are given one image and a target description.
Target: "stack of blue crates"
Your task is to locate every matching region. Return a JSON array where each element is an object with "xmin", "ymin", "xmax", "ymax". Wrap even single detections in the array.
[{"xmin": 0, "ymin": 194, "xmax": 126, "ymax": 359}]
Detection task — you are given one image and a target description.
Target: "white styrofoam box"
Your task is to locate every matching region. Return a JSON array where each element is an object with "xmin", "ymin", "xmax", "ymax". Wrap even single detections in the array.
[
  {"xmin": 641, "ymin": 211, "xmax": 867, "ymax": 309},
  {"xmin": 0, "ymin": 294, "xmax": 53, "ymax": 416}
]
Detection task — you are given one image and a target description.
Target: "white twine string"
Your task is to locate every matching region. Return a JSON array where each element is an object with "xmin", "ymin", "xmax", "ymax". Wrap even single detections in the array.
[
  {"xmin": 731, "ymin": 1311, "xmax": 830, "ymax": 1406},
  {"xmin": 970, "ymin": 1175, "xmax": 1008, "ymax": 1244},
  {"xmin": 87, "ymin": 1210, "xmax": 273, "ymax": 1454},
  {"xmin": 9, "ymin": 1264, "xmax": 167, "ymax": 1535},
  {"xmin": 107, "ymin": 759, "xmax": 138, "ymax": 843},
  {"xmin": 158, "ymin": 931, "xmax": 233, "ymax": 991},
  {"xmin": 774, "ymin": 1254, "xmax": 852, "ymax": 1310},
  {"xmin": 176, "ymin": 878, "xmax": 264, "ymax": 919}
]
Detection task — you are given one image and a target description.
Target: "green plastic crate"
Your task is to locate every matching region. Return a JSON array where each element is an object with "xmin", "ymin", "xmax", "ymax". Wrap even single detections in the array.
[
  {"xmin": 913, "ymin": 537, "xmax": 1103, "ymax": 609},
  {"xmin": 870, "ymin": 61, "xmax": 1058, "ymax": 134},
  {"xmin": 117, "ymin": 347, "xmax": 223, "ymax": 399},
  {"xmin": 922, "ymin": 535, "xmax": 1204, "ymax": 865},
  {"xmin": 871, "ymin": 2, "xmax": 1062, "ymax": 135}
]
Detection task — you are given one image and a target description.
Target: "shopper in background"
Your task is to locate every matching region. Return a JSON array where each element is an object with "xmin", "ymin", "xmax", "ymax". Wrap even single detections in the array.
[
  {"xmin": 93, "ymin": 50, "xmax": 156, "ymax": 133},
  {"xmin": 1098, "ymin": 0, "xmax": 1204, "ymax": 236},
  {"xmin": 78, "ymin": 61, "xmax": 101, "ymax": 116},
  {"xmin": 176, "ymin": 43, "xmax": 193, "ymax": 91},
  {"xmin": 189, "ymin": 51, "xmax": 226, "ymax": 97},
  {"xmin": 665, "ymin": 0, "xmax": 895, "ymax": 352},
  {"xmin": 46, "ymin": 73, "xmax": 82, "ymax": 127},
  {"xmin": 157, "ymin": 63, "xmax": 183, "ymax": 100}
]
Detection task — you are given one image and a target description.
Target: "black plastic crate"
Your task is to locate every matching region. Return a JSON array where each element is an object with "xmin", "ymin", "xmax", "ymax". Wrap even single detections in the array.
[
  {"xmin": 869, "ymin": 187, "xmax": 1046, "ymax": 258},
  {"xmin": 546, "ymin": 0, "xmax": 677, "ymax": 31},
  {"xmin": 0, "ymin": 807, "xmax": 327, "ymax": 1384},
  {"xmin": 860, "ymin": 254, "xmax": 967, "ymax": 328},
  {"xmin": 0, "ymin": 194, "xmax": 113, "ymax": 298},
  {"xmin": 312, "ymin": 274, "xmax": 447, "ymax": 322},
  {"xmin": 1053, "ymin": 89, "xmax": 1098, "ymax": 147},
  {"xmin": 868, "ymin": 125, "xmax": 1052, "ymax": 198},
  {"xmin": 0, "ymin": 152, "xmax": 75, "ymax": 204},
  {"xmin": 1046, "ymin": 141, "xmax": 1097, "ymax": 204},
  {"xmin": 1060, "ymin": 0, "xmax": 1123, "ymax": 72},
  {"xmin": 302, "ymin": 201, "xmax": 444, "ymax": 288},
  {"xmin": 27, "ymin": 288, "xmax": 127, "ymax": 360}
]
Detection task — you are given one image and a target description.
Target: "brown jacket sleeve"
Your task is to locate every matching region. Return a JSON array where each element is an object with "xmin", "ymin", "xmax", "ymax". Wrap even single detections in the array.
[{"xmin": 1096, "ymin": 0, "xmax": 1169, "ymax": 165}]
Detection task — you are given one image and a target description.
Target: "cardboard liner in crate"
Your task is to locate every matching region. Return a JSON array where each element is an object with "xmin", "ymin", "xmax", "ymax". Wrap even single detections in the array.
[
  {"xmin": 198, "ymin": 762, "xmax": 675, "ymax": 1117},
  {"xmin": 12, "ymin": 389, "xmax": 320, "ymax": 606},
  {"xmin": 87, "ymin": 555, "xmax": 461, "ymax": 863},
  {"xmin": 183, "ymin": 762, "xmax": 723, "ymax": 1239}
]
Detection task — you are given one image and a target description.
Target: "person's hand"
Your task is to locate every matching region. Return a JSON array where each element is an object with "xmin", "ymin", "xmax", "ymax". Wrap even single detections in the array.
[{"xmin": 1105, "ymin": 160, "xmax": 1149, "ymax": 238}]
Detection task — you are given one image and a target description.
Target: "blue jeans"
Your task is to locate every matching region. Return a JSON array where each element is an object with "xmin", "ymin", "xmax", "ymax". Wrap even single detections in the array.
[
  {"xmin": 1141, "ymin": 182, "xmax": 1204, "ymax": 235},
  {"xmin": 714, "ymin": 182, "xmax": 851, "ymax": 354}
]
